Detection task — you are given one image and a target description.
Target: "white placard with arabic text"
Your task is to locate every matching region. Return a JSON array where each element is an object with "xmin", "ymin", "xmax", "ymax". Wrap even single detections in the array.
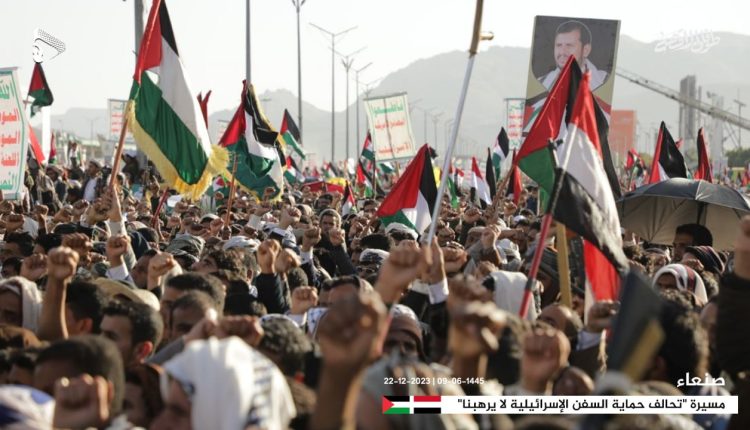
[
  {"xmin": 364, "ymin": 93, "xmax": 416, "ymax": 161},
  {"xmin": 0, "ymin": 68, "xmax": 29, "ymax": 200}
]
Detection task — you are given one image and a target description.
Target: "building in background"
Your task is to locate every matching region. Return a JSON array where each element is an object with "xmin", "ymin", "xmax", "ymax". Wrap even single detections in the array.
[{"xmin": 610, "ymin": 110, "xmax": 637, "ymax": 167}]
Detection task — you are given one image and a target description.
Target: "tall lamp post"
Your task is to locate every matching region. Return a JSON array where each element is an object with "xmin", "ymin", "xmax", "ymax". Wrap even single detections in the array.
[
  {"xmin": 444, "ymin": 119, "xmax": 455, "ymax": 156},
  {"xmin": 338, "ymin": 47, "xmax": 365, "ymax": 161},
  {"xmin": 432, "ymin": 112, "xmax": 443, "ymax": 151},
  {"xmin": 291, "ymin": 0, "xmax": 307, "ymax": 143},
  {"xmin": 310, "ymin": 23, "xmax": 357, "ymax": 162},
  {"xmin": 354, "ymin": 61, "xmax": 372, "ymax": 155}
]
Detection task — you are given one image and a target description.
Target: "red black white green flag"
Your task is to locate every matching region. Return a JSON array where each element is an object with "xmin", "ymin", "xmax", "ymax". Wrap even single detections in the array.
[
  {"xmin": 647, "ymin": 121, "xmax": 687, "ymax": 184},
  {"xmin": 27, "ymin": 62, "xmax": 53, "ymax": 117},
  {"xmin": 553, "ymin": 72, "xmax": 628, "ymax": 305},
  {"xmin": 376, "ymin": 144, "xmax": 437, "ymax": 235},
  {"xmin": 127, "ymin": 0, "xmax": 228, "ymax": 199}
]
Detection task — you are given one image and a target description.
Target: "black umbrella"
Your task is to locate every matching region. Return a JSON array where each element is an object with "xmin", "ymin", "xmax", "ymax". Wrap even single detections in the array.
[{"xmin": 617, "ymin": 178, "xmax": 750, "ymax": 250}]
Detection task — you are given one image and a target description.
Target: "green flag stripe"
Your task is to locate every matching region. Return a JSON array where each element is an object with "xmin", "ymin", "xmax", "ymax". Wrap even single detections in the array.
[
  {"xmin": 130, "ymin": 76, "xmax": 210, "ymax": 185},
  {"xmin": 384, "ymin": 408, "xmax": 411, "ymax": 415}
]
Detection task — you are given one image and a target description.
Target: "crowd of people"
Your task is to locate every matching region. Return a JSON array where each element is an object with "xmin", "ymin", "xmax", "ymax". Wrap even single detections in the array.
[{"xmin": 0, "ymin": 154, "xmax": 749, "ymax": 429}]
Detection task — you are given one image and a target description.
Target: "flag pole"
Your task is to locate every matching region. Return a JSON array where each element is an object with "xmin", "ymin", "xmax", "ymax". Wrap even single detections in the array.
[
  {"xmin": 519, "ymin": 140, "xmax": 563, "ymax": 318},
  {"xmin": 151, "ymin": 188, "xmax": 171, "ymax": 228},
  {"xmin": 109, "ymin": 112, "xmax": 130, "ymax": 186},
  {"xmin": 556, "ymin": 223, "xmax": 572, "ymax": 307},
  {"xmin": 426, "ymin": 0, "xmax": 488, "ymax": 244},
  {"xmin": 225, "ymin": 155, "xmax": 240, "ymax": 225}
]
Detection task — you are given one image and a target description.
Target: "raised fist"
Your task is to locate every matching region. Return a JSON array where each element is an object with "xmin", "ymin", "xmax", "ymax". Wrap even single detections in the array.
[{"xmin": 47, "ymin": 247, "xmax": 80, "ymax": 283}]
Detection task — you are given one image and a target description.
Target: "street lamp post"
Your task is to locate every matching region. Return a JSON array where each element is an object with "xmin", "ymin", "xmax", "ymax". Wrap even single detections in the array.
[
  {"xmin": 337, "ymin": 47, "xmax": 365, "ymax": 162},
  {"xmin": 310, "ymin": 23, "xmax": 357, "ymax": 163},
  {"xmin": 354, "ymin": 61, "xmax": 372, "ymax": 155},
  {"xmin": 734, "ymin": 93, "xmax": 746, "ymax": 147},
  {"xmin": 423, "ymin": 108, "xmax": 436, "ymax": 144},
  {"xmin": 445, "ymin": 119, "xmax": 455, "ymax": 155},
  {"xmin": 291, "ymin": 0, "xmax": 307, "ymax": 143},
  {"xmin": 432, "ymin": 112, "xmax": 443, "ymax": 151}
]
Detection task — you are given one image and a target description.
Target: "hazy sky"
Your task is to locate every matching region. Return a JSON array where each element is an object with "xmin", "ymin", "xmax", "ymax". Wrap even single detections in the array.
[{"xmin": 4, "ymin": 0, "xmax": 747, "ymax": 116}]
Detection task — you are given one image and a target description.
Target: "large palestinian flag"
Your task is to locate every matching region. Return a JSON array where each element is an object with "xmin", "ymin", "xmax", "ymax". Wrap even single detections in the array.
[
  {"xmin": 28, "ymin": 62, "xmax": 53, "ymax": 117},
  {"xmin": 553, "ymin": 72, "xmax": 628, "ymax": 305},
  {"xmin": 219, "ymin": 82, "xmax": 284, "ymax": 199},
  {"xmin": 515, "ymin": 56, "xmax": 620, "ymax": 205},
  {"xmin": 127, "ymin": 0, "xmax": 227, "ymax": 199},
  {"xmin": 647, "ymin": 121, "xmax": 688, "ymax": 184},
  {"xmin": 376, "ymin": 144, "xmax": 437, "ymax": 235}
]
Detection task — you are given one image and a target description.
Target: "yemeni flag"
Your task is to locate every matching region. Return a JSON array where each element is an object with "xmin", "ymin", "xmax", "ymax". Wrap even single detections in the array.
[
  {"xmin": 553, "ymin": 72, "xmax": 628, "ymax": 307},
  {"xmin": 284, "ymin": 156, "xmax": 303, "ymax": 184},
  {"xmin": 485, "ymin": 148, "xmax": 497, "ymax": 199},
  {"xmin": 127, "ymin": 0, "xmax": 228, "ymax": 200},
  {"xmin": 342, "ymin": 182, "xmax": 356, "ymax": 216},
  {"xmin": 376, "ymin": 144, "xmax": 437, "ymax": 235},
  {"xmin": 382, "ymin": 396, "xmax": 441, "ymax": 415},
  {"xmin": 647, "ymin": 121, "xmax": 688, "ymax": 184},
  {"xmin": 694, "ymin": 127, "xmax": 713, "ymax": 182},
  {"xmin": 27, "ymin": 62, "xmax": 53, "ymax": 117},
  {"xmin": 219, "ymin": 81, "xmax": 284, "ymax": 199},
  {"xmin": 506, "ymin": 150, "xmax": 523, "ymax": 205},
  {"xmin": 515, "ymin": 56, "xmax": 620, "ymax": 205},
  {"xmin": 470, "ymin": 157, "xmax": 492, "ymax": 207},
  {"xmin": 280, "ymin": 109, "xmax": 305, "ymax": 160},
  {"xmin": 492, "ymin": 127, "xmax": 510, "ymax": 177}
]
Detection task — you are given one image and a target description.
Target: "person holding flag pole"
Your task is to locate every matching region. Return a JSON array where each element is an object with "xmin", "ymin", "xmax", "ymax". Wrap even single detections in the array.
[{"xmin": 425, "ymin": 0, "xmax": 493, "ymax": 244}]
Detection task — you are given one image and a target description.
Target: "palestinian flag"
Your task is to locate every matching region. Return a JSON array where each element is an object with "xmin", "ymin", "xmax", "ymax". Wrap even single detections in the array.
[
  {"xmin": 625, "ymin": 148, "xmax": 640, "ymax": 171},
  {"xmin": 694, "ymin": 127, "xmax": 713, "ymax": 183},
  {"xmin": 470, "ymin": 156, "xmax": 491, "ymax": 207},
  {"xmin": 647, "ymin": 121, "xmax": 687, "ymax": 184},
  {"xmin": 356, "ymin": 161, "xmax": 374, "ymax": 197},
  {"xmin": 506, "ymin": 150, "xmax": 522, "ymax": 205},
  {"xmin": 197, "ymin": 90, "xmax": 211, "ymax": 127},
  {"xmin": 28, "ymin": 125, "xmax": 45, "ymax": 164},
  {"xmin": 379, "ymin": 162, "xmax": 394, "ymax": 174},
  {"xmin": 448, "ymin": 163, "xmax": 460, "ymax": 209},
  {"xmin": 281, "ymin": 109, "xmax": 305, "ymax": 159},
  {"xmin": 492, "ymin": 127, "xmax": 510, "ymax": 178},
  {"xmin": 28, "ymin": 62, "xmax": 53, "ymax": 117},
  {"xmin": 322, "ymin": 163, "xmax": 335, "ymax": 179},
  {"xmin": 485, "ymin": 148, "xmax": 497, "ymax": 199},
  {"xmin": 342, "ymin": 181, "xmax": 356, "ymax": 216},
  {"xmin": 382, "ymin": 396, "xmax": 441, "ymax": 415},
  {"xmin": 284, "ymin": 156, "xmax": 303, "ymax": 184},
  {"xmin": 553, "ymin": 72, "xmax": 628, "ymax": 307},
  {"xmin": 49, "ymin": 132, "xmax": 57, "ymax": 164},
  {"xmin": 219, "ymin": 81, "xmax": 284, "ymax": 199},
  {"xmin": 127, "ymin": 0, "xmax": 228, "ymax": 200},
  {"xmin": 376, "ymin": 144, "xmax": 437, "ymax": 235},
  {"xmin": 515, "ymin": 56, "xmax": 620, "ymax": 206},
  {"xmin": 361, "ymin": 132, "xmax": 375, "ymax": 162}
]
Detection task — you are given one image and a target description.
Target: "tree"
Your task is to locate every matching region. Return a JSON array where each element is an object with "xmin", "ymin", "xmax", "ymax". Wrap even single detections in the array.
[{"xmin": 726, "ymin": 148, "xmax": 750, "ymax": 168}]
